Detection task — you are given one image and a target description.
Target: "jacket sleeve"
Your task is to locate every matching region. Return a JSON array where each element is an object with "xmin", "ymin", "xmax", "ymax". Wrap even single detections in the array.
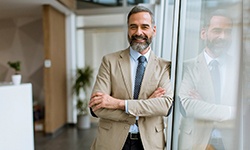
[
  {"xmin": 90, "ymin": 55, "xmax": 136, "ymax": 124},
  {"xmin": 178, "ymin": 61, "xmax": 233, "ymax": 121},
  {"xmin": 127, "ymin": 65, "xmax": 173, "ymax": 117}
]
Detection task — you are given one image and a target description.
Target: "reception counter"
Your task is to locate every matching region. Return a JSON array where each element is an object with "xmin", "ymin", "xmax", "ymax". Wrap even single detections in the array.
[{"xmin": 0, "ymin": 83, "xmax": 34, "ymax": 150}]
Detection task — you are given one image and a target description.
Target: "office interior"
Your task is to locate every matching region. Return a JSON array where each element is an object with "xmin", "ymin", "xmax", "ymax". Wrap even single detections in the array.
[{"xmin": 0, "ymin": 0, "xmax": 249, "ymax": 149}]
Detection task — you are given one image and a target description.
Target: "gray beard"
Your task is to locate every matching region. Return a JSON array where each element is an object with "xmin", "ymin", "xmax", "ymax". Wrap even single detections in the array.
[
  {"xmin": 211, "ymin": 47, "xmax": 225, "ymax": 56},
  {"xmin": 131, "ymin": 42, "xmax": 149, "ymax": 52},
  {"xmin": 206, "ymin": 40, "xmax": 229, "ymax": 57}
]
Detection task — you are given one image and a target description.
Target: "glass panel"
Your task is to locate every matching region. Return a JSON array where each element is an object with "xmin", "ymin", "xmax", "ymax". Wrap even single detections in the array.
[
  {"xmin": 241, "ymin": 1, "xmax": 250, "ymax": 149},
  {"xmin": 172, "ymin": 0, "xmax": 242, "ymax": 149}
]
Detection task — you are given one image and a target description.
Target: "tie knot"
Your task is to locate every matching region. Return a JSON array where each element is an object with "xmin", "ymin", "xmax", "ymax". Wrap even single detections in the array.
[
  {"xmin": 210, "ymin": 60, "xmax": 219, "ymax": 67},
  {"xmin": 138, "ymin": 56, "xmax": 146, "ymax": 63}
]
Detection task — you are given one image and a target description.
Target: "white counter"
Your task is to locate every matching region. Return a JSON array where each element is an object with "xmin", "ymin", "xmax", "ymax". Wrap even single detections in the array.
[{"xmin": 0, "ymin": 83, "xmax": 34, "ymax": 150}]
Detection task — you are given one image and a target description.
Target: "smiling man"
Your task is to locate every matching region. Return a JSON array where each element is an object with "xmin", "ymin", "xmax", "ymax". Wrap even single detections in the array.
[
  {"xmin": 88, "ymin": 5, "xmax": 173, "ymax": 150},
  {"xmin": 178, "ymin": 9, "xmax": 237, "ymax": 150}
]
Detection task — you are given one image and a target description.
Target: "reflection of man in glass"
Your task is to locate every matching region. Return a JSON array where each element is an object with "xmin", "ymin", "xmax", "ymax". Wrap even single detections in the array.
[{"xmin": 178, "ymin": 10, "xmax": 237, "ymax": 150}]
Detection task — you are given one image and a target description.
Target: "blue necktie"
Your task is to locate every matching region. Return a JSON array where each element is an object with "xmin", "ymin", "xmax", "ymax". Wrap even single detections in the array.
[
  {"xmin": 134, "ymin": 56, "xmax": 146, "ymax": 99},
  {"xmin": 209, "ymin": 60, "xmax": 225, "ymax": 149}
]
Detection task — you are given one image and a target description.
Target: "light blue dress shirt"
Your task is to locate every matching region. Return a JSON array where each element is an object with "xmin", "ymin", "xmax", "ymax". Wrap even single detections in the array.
[{"xmin": 125, "ymin": 47, "xmax": 150, "ymax": 133}]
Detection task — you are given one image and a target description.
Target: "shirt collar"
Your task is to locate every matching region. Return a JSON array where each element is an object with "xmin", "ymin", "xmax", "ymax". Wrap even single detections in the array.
[
  {"xmin": 129, "ymin": 47, "xmax": 150, "ymax": 62},
  {"xmin": 204, "ymin": 50, "xmax": 214, "ymax": 65},
  {"xmin": 203, "ymin": 50, "xmax": 224, "ymax": 66}
]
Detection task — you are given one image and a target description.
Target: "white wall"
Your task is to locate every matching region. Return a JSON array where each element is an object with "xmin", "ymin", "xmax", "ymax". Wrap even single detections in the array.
[{"xmin": 74, "ymin": 14, "xmax": 127, "ymax": 123}]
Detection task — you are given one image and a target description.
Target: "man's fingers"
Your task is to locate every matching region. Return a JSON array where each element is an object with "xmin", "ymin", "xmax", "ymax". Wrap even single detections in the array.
[
  {"xmin": 91, "ymin": 92, "xmax": 103, "ymax": 98},
  {"xmin": 92, "ymin": 104, "xmax": 102, "ymax": 111},
  {"xmin": 89, "ymin": 96, "xmax": 102, "ymax": 107}
]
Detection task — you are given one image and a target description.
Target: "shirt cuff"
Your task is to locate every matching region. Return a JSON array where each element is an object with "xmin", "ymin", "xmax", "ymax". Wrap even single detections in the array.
[{"xmin": 125, "ymin": 100, "xmax": 129, "ymax": 114}]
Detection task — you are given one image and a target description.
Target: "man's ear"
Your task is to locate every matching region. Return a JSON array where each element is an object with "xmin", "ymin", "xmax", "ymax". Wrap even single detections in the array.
[
  {"xmin": 200, "ymin": 28, "xmax": 207, "ymax": 40},
  {"xmin": 153, "ymin": 25, "xmax": 156, "ymax": 36}
]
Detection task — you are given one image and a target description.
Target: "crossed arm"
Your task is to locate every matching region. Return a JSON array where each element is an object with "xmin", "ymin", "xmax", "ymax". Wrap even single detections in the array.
[{"xmin": 89, "ymin": 87, "xmax": 166, "ymax": 112}]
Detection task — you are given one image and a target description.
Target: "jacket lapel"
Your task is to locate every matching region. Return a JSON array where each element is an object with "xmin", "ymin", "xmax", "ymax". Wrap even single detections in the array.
[
  {"xmin": 117, "ymin": 50, "xmax": 158, "ymax": 99},
  {"xmin": 139, "ymin": 51, "xmax": 157, "ymax": 98},
  {"xmin": 196, "ymin": 53, "xmax": 215, "ymax": 101},
  {"xmin": 118, "ymin": 48, "xmax": 133, "ymax": 99}
]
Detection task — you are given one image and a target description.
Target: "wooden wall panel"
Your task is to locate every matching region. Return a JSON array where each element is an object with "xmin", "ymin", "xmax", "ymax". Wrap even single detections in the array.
[{"xmin": 43, "ymin": 5, "xmax": 67, "ymax": 134}]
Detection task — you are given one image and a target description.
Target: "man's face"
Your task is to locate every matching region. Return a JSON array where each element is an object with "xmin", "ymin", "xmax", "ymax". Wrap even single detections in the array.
[
  {"xmin": 201, "ymin": 16, "xmax": 232, "ymax": 57},
  {"xmin": 127, "ymin": 12, "xmax": 156, "ymax": 54}
]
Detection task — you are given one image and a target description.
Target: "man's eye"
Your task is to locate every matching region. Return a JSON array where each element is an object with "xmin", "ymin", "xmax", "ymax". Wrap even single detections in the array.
[
  {"xmin": 213, "ymin": 29, "xmax": 221, "ymax": 34},
  {"xmin": 142, "ymin": 25, "xmax": 150, "ymax": 29},
  {"xmin": 130, "ymin": 26, "xmax": 137, "ymax": 30}
]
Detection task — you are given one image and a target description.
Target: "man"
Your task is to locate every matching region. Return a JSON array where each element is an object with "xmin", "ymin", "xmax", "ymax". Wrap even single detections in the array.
[
  {"xmin": 178, "ymin": 10, "xmax": 238, "ymax": 150},
  {"xmin": 88, "ymin": 5, "xmax": 173, "ymax": 150}
]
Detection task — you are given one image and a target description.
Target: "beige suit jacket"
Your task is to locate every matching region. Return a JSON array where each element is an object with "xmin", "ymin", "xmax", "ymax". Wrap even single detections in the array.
[
  {"xmin": 178, "ymin": 52, "xmax": 237, "ymax": 150},
  {"xmin": 90, "ymin": 48, "xmax": 173, "ymax": 150}
]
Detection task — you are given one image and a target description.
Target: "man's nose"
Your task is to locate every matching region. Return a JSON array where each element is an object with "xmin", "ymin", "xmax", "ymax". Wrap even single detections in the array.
[
  {"xmin": 218, "ymin": 31, "xmax": 226, "ymax": 39},
  {"xmin": 135, "ymin": 27, "xmax": 143, "ymax": 35},
  {"xmin": 219, "ymin": 30, "xmax": 230, "ymax": 39}
]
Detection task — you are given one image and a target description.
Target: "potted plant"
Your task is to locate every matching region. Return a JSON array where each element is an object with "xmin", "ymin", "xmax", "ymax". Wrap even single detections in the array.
[
  {"xmin": 8, "ymin": 61, "xmax": 22, "ymax": 85},
  {"xmin": 72, "ymin": 66, "xmax": 93, "ymax": 129}
]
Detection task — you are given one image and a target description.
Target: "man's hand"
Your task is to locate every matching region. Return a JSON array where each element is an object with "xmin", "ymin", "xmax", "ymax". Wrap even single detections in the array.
[
  {"xmin": 89, "ymin": 92, "xmax": 125, "ymax": 111},
  {"xmin": 149, "ymin": 87, "xmax": 166, "ymax": 98}
]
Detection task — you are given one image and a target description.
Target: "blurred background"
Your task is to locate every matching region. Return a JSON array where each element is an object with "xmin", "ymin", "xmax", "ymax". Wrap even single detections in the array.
[{"xmin": 0, "ymin": 0, "xmax": 249, "ymax": 149}]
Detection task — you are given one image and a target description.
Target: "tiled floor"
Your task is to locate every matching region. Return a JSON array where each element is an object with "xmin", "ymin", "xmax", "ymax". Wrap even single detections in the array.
[{"xmin": 34, "ymin": 123, "xmax": 97, "ymax": 150}]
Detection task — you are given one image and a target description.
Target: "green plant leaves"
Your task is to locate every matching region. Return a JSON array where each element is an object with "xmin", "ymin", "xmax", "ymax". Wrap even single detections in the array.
[{"xmin": 8, "ymin": 61, "xmax": 21, "ymax": 73}]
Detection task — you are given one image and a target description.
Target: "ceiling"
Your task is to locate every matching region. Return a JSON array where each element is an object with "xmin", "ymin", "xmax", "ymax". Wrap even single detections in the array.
[
  {"xmin": 0, "ymin": 0, "xmax": 71, "ymax": 19},
  {"xmin": 0, "ymin": 0, "xmax": 134, "ymax": 19}
]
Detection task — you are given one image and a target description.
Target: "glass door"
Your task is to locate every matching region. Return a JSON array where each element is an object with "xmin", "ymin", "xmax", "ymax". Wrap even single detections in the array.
[{"xmin": 170, "ymin": 0, "xmax": 243, "ymax": 149}]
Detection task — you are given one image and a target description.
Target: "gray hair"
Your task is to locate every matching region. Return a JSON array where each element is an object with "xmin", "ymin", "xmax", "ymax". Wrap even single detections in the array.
[
  {"xmin": 127, "ymin": 5, "xmax": 155, "ymax": 25},
  {"xmin": 203, "ymin": 9, "xmax": 233, "ymax": 28}
]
